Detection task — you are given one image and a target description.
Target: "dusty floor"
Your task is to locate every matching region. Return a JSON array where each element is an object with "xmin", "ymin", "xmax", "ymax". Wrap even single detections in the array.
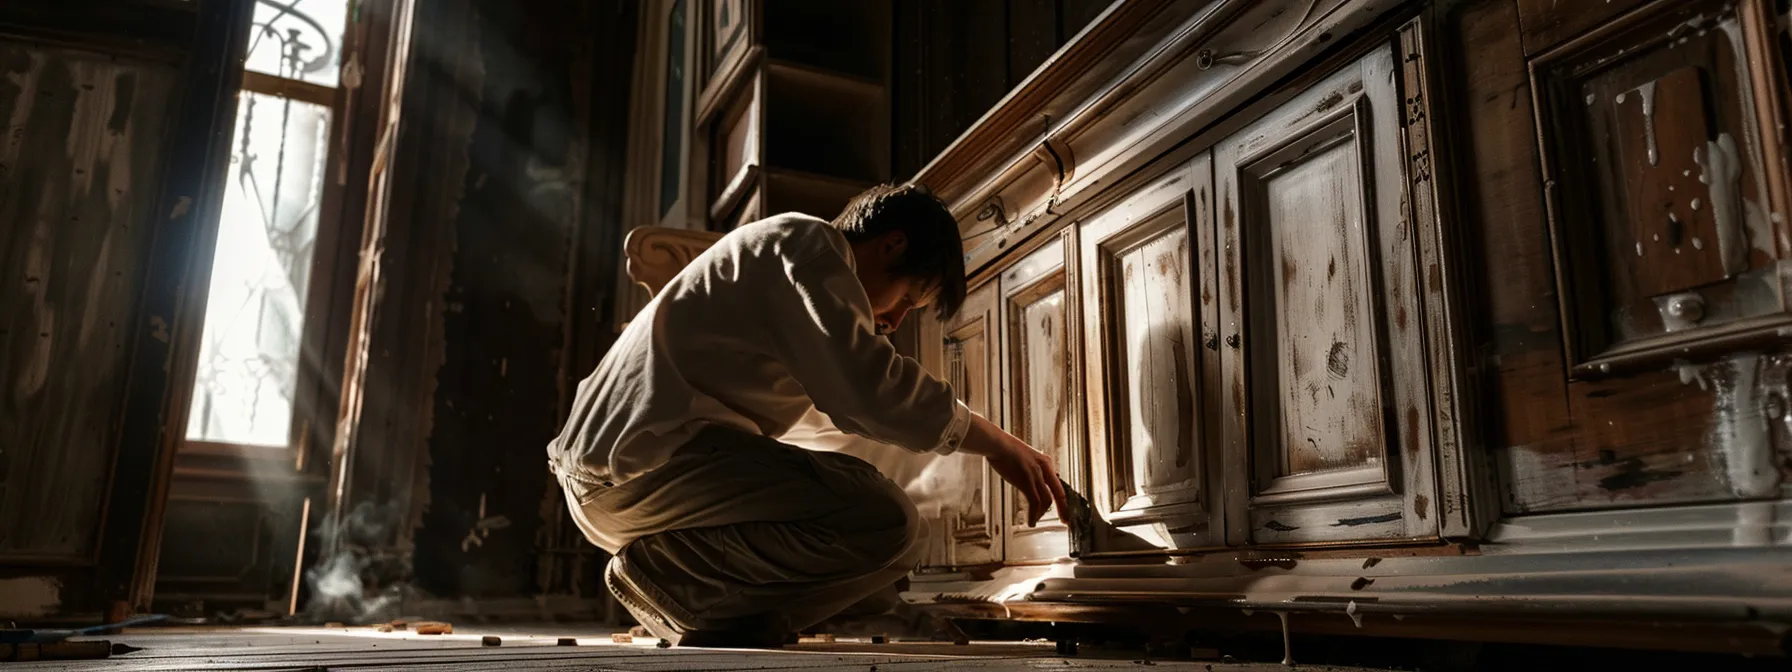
[{"xmin": 6, "ymin": 625, "xmax": 1381, "ymax": 671}]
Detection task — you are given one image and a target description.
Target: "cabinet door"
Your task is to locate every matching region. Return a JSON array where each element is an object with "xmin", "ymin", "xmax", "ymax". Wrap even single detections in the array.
[
  {"xmin": 920, "ymin": 280, "xmax": 1004, "ymax": 567},
  {"xmin": 1080, "ymin": 163, "xmax": 1223, "ymax": 552},
  {"xmin": 999, "ymin": 230, "xmax": 1083, "ymax": 562},
  {"xmin": 1533, "ymin": 0, "xmax": 1792, "ymax": 378},
  {"xmin": 1216, "ymin": 42, "xmax": 1438, "ymax": 545}
]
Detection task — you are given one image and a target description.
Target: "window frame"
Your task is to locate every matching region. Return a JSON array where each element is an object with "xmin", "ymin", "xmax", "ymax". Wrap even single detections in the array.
[{"xmin": 176, "ymin": 0, "xmax": 351, "ymax": 463}]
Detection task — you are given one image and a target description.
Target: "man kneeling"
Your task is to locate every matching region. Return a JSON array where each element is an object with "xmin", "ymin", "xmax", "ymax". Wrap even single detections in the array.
[{"xmin": 546, "ymin": 184, "xmax": 1069, "ymax": 648}]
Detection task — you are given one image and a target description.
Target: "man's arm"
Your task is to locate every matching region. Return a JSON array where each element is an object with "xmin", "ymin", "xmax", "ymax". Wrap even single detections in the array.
[
  {"xmin": 959, "ymin": 412, "xmax": 1073, "ymax": 529},
  {"xmin": 768, "ymin": 246, "xmax": 969, "ymax": 454},
  {"xmin": 767, "ymin": 244, "xmax": 1070, "ymax": 526}
]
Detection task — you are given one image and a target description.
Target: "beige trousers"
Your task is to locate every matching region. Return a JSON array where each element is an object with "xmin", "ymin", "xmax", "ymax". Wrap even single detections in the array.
[{"xmin": 557, "ymin": 426, "xmax": 926, "ymax": 634}]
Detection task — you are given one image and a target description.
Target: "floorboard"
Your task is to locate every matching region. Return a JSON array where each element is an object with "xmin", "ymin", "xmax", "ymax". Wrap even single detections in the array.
[{"xmin": 5, "ymin": 626, "xmax": 1379, "ymax": 671}]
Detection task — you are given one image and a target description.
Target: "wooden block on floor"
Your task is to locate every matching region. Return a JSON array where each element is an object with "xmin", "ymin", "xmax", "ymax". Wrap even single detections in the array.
[{"xmin": 414, "ymin": 622, "xmax": 453, "ymax": 635}]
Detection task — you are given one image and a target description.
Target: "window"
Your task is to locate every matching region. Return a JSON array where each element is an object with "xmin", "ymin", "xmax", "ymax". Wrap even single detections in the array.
[{"xmin": 185, "ymin": 0, "xmax": 349, "ymax": 449}]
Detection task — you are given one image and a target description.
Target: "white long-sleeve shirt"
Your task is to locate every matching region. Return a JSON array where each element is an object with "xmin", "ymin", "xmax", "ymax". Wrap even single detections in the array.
[{"xmin": 548, "ymin": 213, "xmax": 973, "ymax": 485}]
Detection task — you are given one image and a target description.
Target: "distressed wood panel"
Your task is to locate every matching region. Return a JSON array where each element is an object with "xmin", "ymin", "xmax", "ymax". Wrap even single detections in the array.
[
  {"xmin": 1081, "ymin": 166, "xmax": 1218, "ymax": 552},
  {"xmin": 1251, "ymin": 123, "xmax": 1386, "ymax": 478},
  {"xmin": 0, "ymin": 41, "xmax": 178, "ymax": 562},
  {"xmin": 1218, "ymin": 41, "xmax": 1437, "ymax": 546},
  {"xmin": 1611, "ymin": 67, "xmax": 1731, "ymax": 296},
  {"xmin": 1117, "ymin": 224, "xmax": 1198, "ymax": 499},
  {"xmin": 1016, "ymin": 292, "xmax": 1067, "ymax": 455},
  {"xmin": 1534, "ymin": 0, "xmax": 1787, "ymax": 376},
  {"xmin": 1000, "ymin": 234, "xmax": 1080, "ymax": 562},
  {"xmin": 1451, "ymin": 0, "xmax": 1580, "ymax": 515},
  {"xmin": 1458, "ymin": 0, "xmax": 1792, "ymax": 513}
]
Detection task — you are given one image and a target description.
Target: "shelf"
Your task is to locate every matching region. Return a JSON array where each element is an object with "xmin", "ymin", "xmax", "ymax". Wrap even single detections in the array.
[
  {"xmin": 765, "ymin": 64, "xmax": 886, "ymax": 184},
  {"xmin": 765, "ymin": 58, "xmax": 883, "ymax": 96},
  {"xmin": 761, "ymin": 0, "xmax": 890, "ymax": 80}
]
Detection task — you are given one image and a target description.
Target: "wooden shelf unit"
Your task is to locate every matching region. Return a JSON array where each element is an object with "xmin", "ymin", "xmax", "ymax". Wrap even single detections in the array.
[{"xmin": 694, "ymin": 0, "xmax": 891, "ymax": 231}]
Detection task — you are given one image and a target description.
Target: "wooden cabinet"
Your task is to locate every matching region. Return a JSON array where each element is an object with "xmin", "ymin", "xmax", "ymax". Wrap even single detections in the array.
[
  {"xmin": 1079, "ymin": 167, "xmax": 1223, "ymax": 552},
  {"xmin": 948, "ymin": 34, "xmax": 1465, "ymax": 554},
  {"xmin": 998, "ymin": 231, "xmax": 1084, "ymax": 562}
]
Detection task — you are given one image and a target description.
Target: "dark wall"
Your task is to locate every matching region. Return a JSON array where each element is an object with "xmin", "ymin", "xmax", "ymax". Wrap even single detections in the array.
[
  {"xmin": 409, "ymin": 0, "xmax": 636, "ymax": 601},
  {"xmin": 892, "ymin": 0, "xmax": 1110, "ymax": 179},
  {"xmin": 0, "ymin": 0, "xmax": 248, "ymax": 621}
]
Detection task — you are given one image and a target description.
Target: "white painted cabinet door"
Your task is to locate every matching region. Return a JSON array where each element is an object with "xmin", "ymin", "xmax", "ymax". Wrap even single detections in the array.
[
  {"xmin": 1215, "ymin": 41, "xmax": 1440, "ymax": 545},
  {"xmin": 998, "ymin": 231, "xmax": 1084, "ymax": 562},
  {"xmin": 1079, "ymin": 160, "xmax": 1225, "ymax": 552}
]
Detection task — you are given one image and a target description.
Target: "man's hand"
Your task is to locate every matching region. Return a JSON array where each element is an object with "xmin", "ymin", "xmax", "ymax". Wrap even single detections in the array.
[{"xmin": 960, "ymin": 413, "xmax": 1071, "ymax": 528}]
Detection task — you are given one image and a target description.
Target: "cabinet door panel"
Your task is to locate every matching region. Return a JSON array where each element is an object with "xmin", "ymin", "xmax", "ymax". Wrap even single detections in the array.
[
  {"xmin": 1532, "ymin": 0, "xmax": 1792, "ymax": 378},
  {"xmin": 922, "ymin": 280, "xmax": 1003, "ymax": 567},
  {"xmin": 1218, "ymin": 41, "xmax": 1438, "ymax": 546},
  {"xmin": 1000, "ymin": 233, "xmax": 1082, "ymax": 562},
  {"xmin": 1082, "ymin": 163, "xmax": 1222, "ymax": 552},
  {"xmin": 1251, "ymin": 111, "xmax": 1390, "ymax": 496}
]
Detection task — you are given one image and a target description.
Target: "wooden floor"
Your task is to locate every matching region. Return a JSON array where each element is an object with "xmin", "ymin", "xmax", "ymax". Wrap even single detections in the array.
[{"xmin": 7, "ymin": 626, "xmax": 1380, "ymax": 671}]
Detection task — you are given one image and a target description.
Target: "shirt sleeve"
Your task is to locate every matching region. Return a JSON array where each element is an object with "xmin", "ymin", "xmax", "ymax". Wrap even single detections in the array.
[{"xmin": 764, "ymin": 239, "xmax": 971, "ymax": 456}]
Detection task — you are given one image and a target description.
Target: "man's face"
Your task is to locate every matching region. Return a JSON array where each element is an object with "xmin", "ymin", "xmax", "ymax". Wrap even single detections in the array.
[{"xmin": 853, "ymin": 231, "xmax": 938, "ymax": 335}]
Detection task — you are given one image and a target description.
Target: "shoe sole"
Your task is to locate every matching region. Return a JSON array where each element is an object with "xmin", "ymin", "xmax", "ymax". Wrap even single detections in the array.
[{"xmin": 604, "ymin": 554, "xmax": 684, "ymax": 646}]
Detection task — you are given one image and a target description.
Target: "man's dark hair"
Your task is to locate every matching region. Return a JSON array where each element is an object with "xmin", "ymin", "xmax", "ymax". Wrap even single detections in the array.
[{"xmin": 831, "ymin": 182, "xmax": 967, "ymax": 320}]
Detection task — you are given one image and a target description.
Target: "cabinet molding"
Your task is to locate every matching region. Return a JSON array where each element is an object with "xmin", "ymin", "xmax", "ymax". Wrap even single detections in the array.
[{"xmin": 922, "ymin": 0, "xmax": 1405, "ymax": 277}]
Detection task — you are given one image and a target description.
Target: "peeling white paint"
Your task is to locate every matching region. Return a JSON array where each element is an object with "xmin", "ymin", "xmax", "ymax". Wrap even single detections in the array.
[
  {"xmin": 341, "ymin": 54, "xmax": 365, "ymax": 90},
  {"xmin": 1669, "ymin": 13, "xmax": 1711, "ymax": 40},
  {"xmin": 1675, "ymin": 360, "xmax": 1710, "ymax": 390},
  {"xmin": 1276, "ymin": 611, "xmax": 1293, "ymax": 665},
  {"xmin": 0, "ymin": 577, "xmax": 62, "ymax": 617},
  {"xmin": 1630, "ymin": 80, "xmax": 1659, "ymax": 166},
  {"xmin": 1345, "ymin": 599, "xmax": 1362, "ymax": 628},
  {"xmin": 1735, "ymin": 501, "xmax": 1774, "ymax": 546},
  {"xmin": 1695, "ymin": 133, "xmax": 1747, "ymax": 273},
  {"xmin": 1689, "ymin": 354, "xmax": 1781, "ymax": 499},
  {"xmin": 1744, "ymin": 198, "xmax": 1774, "ymax": 261},
  {"xmin": 168, "ymin": 195, "xmax": 192, "ymax": 220}
]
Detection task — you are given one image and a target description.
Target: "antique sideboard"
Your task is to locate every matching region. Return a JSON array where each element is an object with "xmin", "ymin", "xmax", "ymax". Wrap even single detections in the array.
[{"xmin": 624, "ymin": 0, "xmax": 1792, "ymax": 652}]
